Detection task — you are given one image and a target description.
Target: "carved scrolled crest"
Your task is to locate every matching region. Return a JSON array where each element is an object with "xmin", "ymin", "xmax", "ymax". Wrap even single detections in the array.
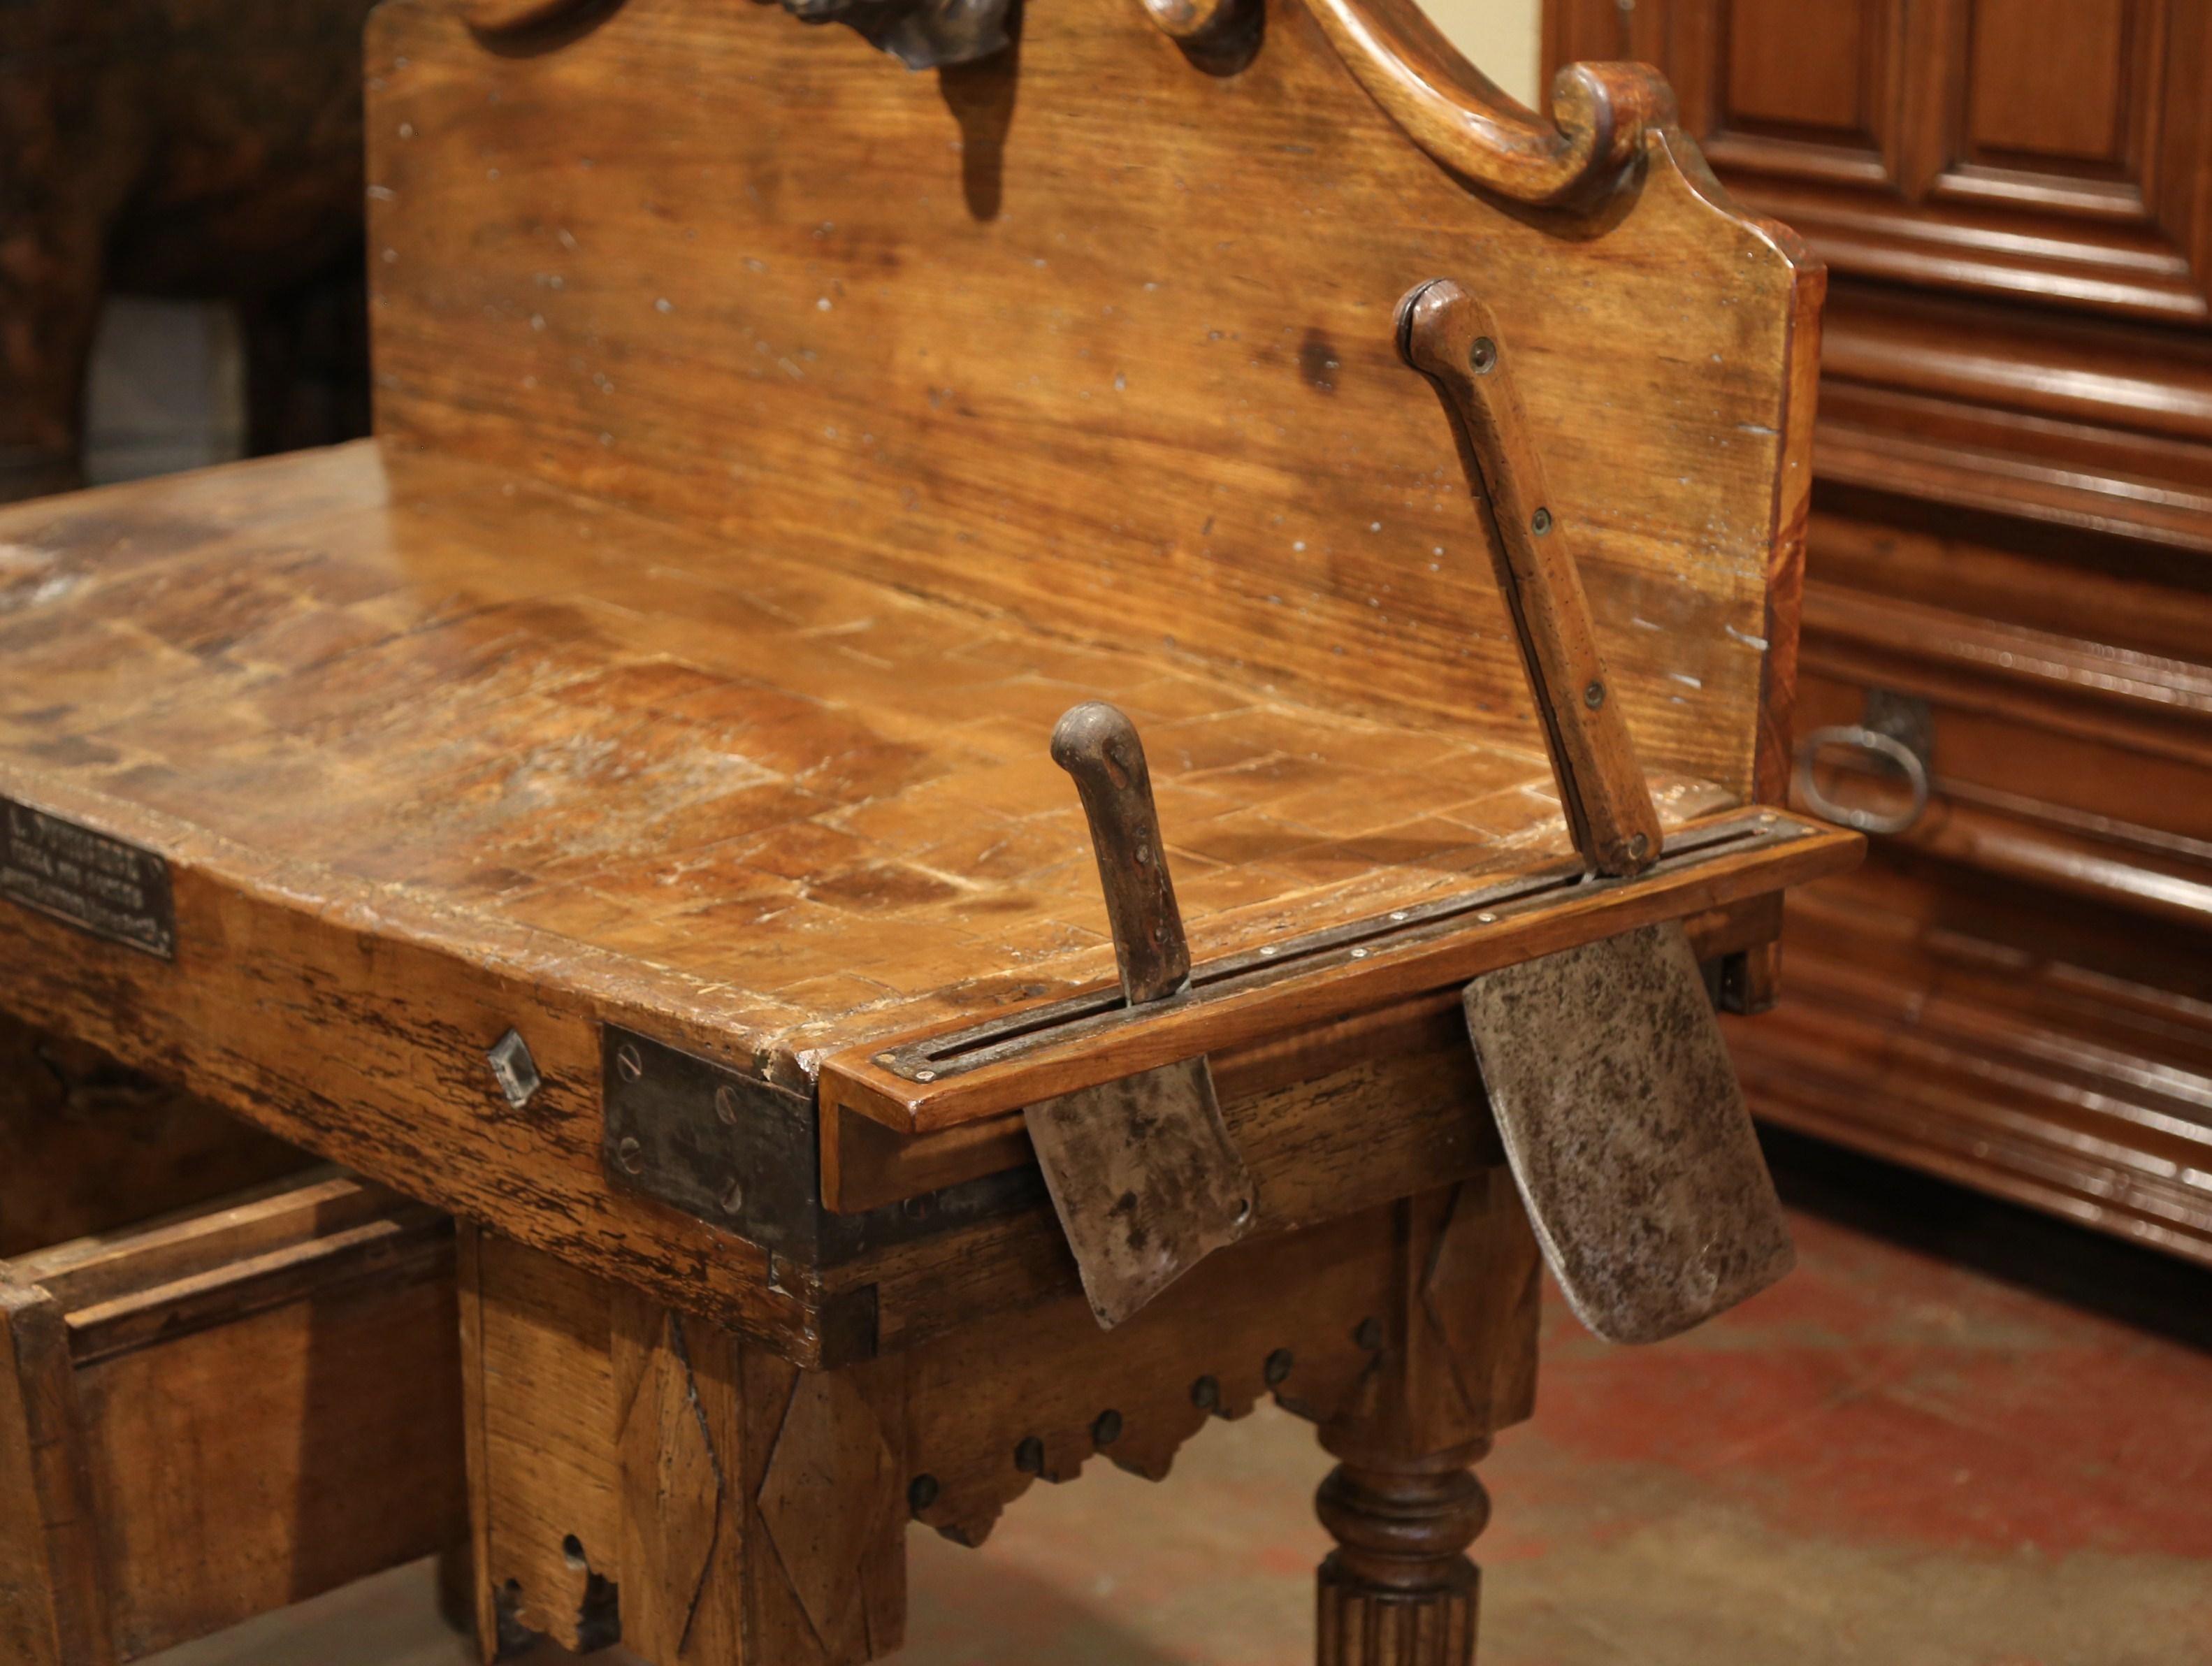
[{"xmin": 1301, "ymin": 0, "xmax": 1676, "ymax": 206}]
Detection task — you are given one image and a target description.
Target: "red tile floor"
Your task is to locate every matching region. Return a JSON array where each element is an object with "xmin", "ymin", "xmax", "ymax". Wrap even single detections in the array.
[{"xmin": 159, "ymin": 1134, "xmax": 2212, "ymax": 1666}]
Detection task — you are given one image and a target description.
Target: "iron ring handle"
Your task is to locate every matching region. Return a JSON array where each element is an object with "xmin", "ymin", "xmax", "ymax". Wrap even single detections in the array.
[{"xmin": 1793, "ymin": 724, "xmax": 1931, "ymax": 836}]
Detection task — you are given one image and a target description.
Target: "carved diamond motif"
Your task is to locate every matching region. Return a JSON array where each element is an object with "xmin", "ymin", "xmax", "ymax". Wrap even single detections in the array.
[{"xmin": 757, "ymin": 1371, "xmax": 895, "ymax": 1652}]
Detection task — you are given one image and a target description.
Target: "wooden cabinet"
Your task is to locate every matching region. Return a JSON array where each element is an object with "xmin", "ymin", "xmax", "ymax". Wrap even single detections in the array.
[{"xmin": 1547, "ymin": 0, "xmax": 2212, "ymax": 1263}]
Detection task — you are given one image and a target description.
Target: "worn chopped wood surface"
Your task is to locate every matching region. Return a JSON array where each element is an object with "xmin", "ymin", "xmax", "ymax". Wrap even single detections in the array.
[{"xmin": 0, "ymin": 442, "xmax": 1747, "ymax": 1082}]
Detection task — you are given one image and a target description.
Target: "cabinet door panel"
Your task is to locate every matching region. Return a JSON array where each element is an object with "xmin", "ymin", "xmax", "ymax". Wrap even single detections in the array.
[
  {"xmin": 1726, "ymin": 0, "xmax": 1879, "ymax": 138},
  {"xmin": 1547, "ymin": 0, "xmax": 2212, "ymax": 321},
  {"xmin": 1961, "ymin": 0, "xmax": 2132, "ymax": 168}
]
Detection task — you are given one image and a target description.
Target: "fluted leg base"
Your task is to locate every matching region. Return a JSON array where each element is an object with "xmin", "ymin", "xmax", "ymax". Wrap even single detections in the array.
[{"xmin": 1313, "ymin": 1447, "xmax": 1489, "ymax": 1665}]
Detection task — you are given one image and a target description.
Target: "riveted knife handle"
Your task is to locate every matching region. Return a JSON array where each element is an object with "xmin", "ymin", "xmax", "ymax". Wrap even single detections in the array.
[
  {"xmin": 1053, "ymin": 701, "xmax": 1192, "ymax": 1006},
  {"xmin": 1396, "ymin": 277, "xmax": 1664, "ymax": 878}
]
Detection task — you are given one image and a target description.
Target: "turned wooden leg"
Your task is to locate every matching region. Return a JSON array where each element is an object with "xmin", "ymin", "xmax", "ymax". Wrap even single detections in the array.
[
  {"xmin": 1315, "ymin": 1437, "xmax": 1490, "ymax": 1665},
  {"xmin": 1307, "ymin": 1170, "xmax": 1542, "ymax": 1666}
]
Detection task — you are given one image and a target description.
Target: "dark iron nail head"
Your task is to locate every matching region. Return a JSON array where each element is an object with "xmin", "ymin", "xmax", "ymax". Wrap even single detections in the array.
[{"xmin": 486, "ymin": 1029, "xmax": 542, "ymax": 1110}]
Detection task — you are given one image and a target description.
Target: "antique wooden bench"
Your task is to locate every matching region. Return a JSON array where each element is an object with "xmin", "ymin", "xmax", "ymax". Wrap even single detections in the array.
[{"xmin": 0, "ymin": 0, "xmax": 1854, "ymax": 1659}]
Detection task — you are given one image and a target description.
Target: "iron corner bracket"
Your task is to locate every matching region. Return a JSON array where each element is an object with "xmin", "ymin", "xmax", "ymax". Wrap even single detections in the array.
[{"xmin": 600, "ymin": 1024, "xmax": 1043, "ymax": 1270}]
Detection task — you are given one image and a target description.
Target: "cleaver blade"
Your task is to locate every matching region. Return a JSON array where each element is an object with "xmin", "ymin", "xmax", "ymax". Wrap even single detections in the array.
[
  {"xmin": 1025, "ymin": 1055, "xmax": 1255, "ymax": 1328},
  {"xmin": 1461, "ymin": 920, "xmax": 1795, "ymax": 1345},
  {"xmin": 1032, "ymin": 700, "xmax": 1258, "ymax": 1329}
]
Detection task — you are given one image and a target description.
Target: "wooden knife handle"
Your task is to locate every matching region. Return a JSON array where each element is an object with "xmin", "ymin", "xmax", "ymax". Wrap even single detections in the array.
[
  {"xmin": 1396, "ymin": 277, "xmax": 1664, "ymax": 878},
  {"xmin": 1053, "ymin": 702, "xmax": 1192, "ymax": 1006}
]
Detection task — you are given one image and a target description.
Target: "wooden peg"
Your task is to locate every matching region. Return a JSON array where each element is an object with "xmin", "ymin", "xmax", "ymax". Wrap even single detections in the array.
[{"xmin": 1396, "ymin": 279, "xmax": 1664, "ymax": 878}]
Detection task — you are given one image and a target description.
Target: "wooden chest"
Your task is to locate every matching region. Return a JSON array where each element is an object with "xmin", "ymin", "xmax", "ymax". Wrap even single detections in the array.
[{"xmin": 1548, "ymin": 0, "xmax": 2212, "ymax": 1266}]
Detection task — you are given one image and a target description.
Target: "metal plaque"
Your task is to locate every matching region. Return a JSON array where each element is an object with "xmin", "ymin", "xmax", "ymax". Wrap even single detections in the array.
[
  {"xmin": 1025, "ymin": 1055, "xmax": 1255, "ymax": 1329},
  {"xmin": 1, "ymin": 796, "xmax": 175, "ymax": 959},
  {"xmin": 1462, "ymin": 920, "xmax": 1793, "ymax": 1345}
]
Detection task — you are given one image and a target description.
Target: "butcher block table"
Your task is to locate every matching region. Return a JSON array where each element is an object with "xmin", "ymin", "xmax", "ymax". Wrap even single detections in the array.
[{"xmin": 0, "ymin": 0, "xmax": 1857, "ymax": 1660}]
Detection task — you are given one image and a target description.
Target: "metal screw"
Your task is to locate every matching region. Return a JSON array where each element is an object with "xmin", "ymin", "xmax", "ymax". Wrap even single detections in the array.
[
  {"xmin": 614, "ymin": 1042, "xmax": 643, "ymax": 1082},
  {"xmin": 1389, "ymin": 910, "xmax": 1407, "ymax": 922},
  {"xmin": 1354, "ymin": 1316, "xmax": 1383, "ymax": 1350},
  {"xmin": 615, "ymin": 1136, "xmax": 644, "ymax": 1175},
  {"xmin": 1477, "ymin": 911, "xmax": 1497, "ymax": 923},
  {"xmin": 1092, "ymin": 1409, "xmax": 1123, "ymax": 1447},
  {"xmin": 907, "ymin": 1475, "xmax": 939, "ymax": 1513},
  {"xmin": 1629, "ymin": 832, "xmax": 1649, "ymax": 860},
  {"xmin": 1584, "ymin": 679, "xmax": 1605, "ymax": 709},
  {"xmin": 1350, "ymin": 946, "xmax": 1369, "ymax": 959},
  {"xmin": 915, "ymin": 1069, "xmax": 937, "ymax": 1083},
  {"xmin": 714, "ymin": 1084, "xmax": 740, "ymax": 1126},
  {"xmin": 1015, "ymin": 1437, "xmax": 1043, "ymax": 1474},
  {"xmin": 1469, "ymin": 335, "xmax": 1496, "ymax": 375},
  {"xmin": 719, "ymin": 1176, "xmax": 744, "ymax": 1214},
  {"xmin": 1264, "ymin": 1348, "xmax": 1294, "ymax": 1386},
  {"xmin": 1190, "ymin": 1375, "xmax": 1220, "ymax": 1411},
  {"xmin": 1259, "ymin": 944, "xmax": 1278, "ymax": 957},
  {"xmin": 1531, "ymin": 507, "xmax": 1553, "ymax": 536}
]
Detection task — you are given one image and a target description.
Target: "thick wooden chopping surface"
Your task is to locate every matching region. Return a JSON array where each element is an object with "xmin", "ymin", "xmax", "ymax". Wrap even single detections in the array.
[
  {"xmin": 0, "ymin": 442, "xmax": 1863, "ymax": 1351},
  {"xmin": 0, "ymin": 442, "xmax": 1765, "ymax": 1078}
]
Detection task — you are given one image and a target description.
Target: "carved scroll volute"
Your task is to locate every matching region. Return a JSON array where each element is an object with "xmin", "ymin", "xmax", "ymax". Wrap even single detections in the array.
[{"xmin": 1298, "ymin": 0, "xmax": 1676, "ymax": 207}]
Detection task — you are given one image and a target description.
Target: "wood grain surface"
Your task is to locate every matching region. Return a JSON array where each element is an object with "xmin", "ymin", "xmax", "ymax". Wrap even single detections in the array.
[
  {"xmin": 0, "ymin": 1009, "xmax": 305, "ymax": 1259},
  {"xmin": 456, "ymin": 1175, "xmax": 1537, "ymax": 1663},
  {"xmin": 1397, "ymin": 279, "xmax": 1667, "ymax": 878},
  {"xmin": 364, "ymin": 0, "xmax": 1818, "ymax": 813},
  {"xmin": 1, "ymin": 1173, "xmax": 462, "ymax": 1665}
]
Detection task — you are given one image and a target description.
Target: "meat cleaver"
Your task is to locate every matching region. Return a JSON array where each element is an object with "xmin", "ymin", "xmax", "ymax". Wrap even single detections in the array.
[
  {"xmin": 1024, "ymin": 701, "xmax": 1257, "ymax": 1328},
  {"xmin": 1398, "ymin": 277, "xmax": 1795, "ymax": 1345}
]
